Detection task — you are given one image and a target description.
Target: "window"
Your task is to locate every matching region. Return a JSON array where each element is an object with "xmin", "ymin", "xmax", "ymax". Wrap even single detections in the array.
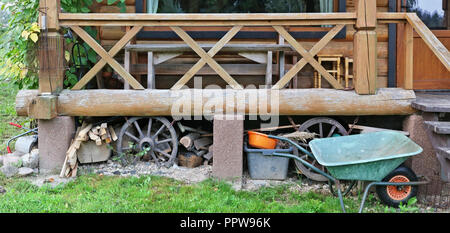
[
  {"xmin": 137, "ymin": 0, "xmax": 346, "ymax": 39},
  {"xmin": 154, "ymin": 0, "xmax": 334, "ymax": 13},
  {"xmin": 405, "ymin": 0, "xmax": 448, "ymax": 29}
]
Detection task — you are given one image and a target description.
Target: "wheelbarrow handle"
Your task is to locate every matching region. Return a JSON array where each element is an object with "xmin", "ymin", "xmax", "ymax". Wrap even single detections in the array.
[
  {"xmin": 268, "ymin": 135, "xmax": 314, "ymax": 157},
  {"xmin": 272, "ymin": 152, "xmax": 346, "ymax": 213}
]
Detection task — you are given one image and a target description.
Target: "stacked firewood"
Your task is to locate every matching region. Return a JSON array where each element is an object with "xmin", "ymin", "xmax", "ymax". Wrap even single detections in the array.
[
  {"xmin": 60, "ymin": 122, "xmax": 118, "ymax": 178},
  {"xmin": 178, "ymin": 132, "xmax": 213, "ymax": 168}
]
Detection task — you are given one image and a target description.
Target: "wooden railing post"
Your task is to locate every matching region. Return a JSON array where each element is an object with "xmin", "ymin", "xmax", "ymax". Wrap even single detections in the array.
[
  {"xmin": 30, "ymin": 0, "xmax": 62, "ymax": 119},
  {"xmin": 353, "ymin": 0, "xmax": 378, "ymax": 95},
  {"xmin": 38, "ymin": 0, "xmax": 64, "ymax": 95},
  {"xmin": 404, "ymin": 22, "xmax": 414, "ymax": 90}
]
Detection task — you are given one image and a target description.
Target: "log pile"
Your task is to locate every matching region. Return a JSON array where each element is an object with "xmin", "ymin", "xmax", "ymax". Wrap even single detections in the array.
[
  {"xmin": 60, "ymin": 122, "xmax": 118, "ymax": 178},
  {"xmin": 177, "ymin": 123, "xmax": 213, "ymax": 168}
]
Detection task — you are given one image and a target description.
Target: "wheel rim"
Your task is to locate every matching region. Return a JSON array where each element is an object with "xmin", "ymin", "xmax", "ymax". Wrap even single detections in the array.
[
  {"xmin": 117, "ymin": 117, "xmax": 178, "ymax": 167},
  {"xmin": 386, "ymin": 175, "xmax": 412, "ymax": 201},
  {"xmin": 293, "ymin": 117, "xmax": 348, "ymax": 182}
]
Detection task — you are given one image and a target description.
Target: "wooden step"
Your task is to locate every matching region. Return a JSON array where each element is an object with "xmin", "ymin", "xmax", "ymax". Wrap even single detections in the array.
[
  {"xmin": 437, "ymin": 147, "xmax": 450, "ymax": 159},
  {"xmin": 412, "ymin": 94, "xmax": 450, "ymax": 113},
  {"xmin": 424, "ymin": 121, "xmax": 450, "ymax": 135}
]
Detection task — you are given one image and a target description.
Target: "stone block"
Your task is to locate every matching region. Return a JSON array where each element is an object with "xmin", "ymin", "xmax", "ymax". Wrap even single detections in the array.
[
  {"xmin": 3, "ymin": 156, "xmax": 22, "ymax": 168},
  {"xmin": 212, "ymin": 115, "xmax": 244, "ymax": 181},
  {"xmin": 38, "ymin": 116, "xmax": 75, "ymax": 174},
  {"xmin": 403, "ymin": 114, "xmax": 441, "ymax": 191}
]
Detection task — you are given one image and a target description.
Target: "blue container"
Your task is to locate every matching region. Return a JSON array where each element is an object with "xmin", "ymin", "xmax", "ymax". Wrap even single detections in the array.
[{"xmin": 244, "ymin": 144, "xmax": 293, "ymax": 180}]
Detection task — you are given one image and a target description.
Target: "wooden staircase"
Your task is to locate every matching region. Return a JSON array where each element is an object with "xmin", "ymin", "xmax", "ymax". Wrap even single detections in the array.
[{"xmin": 413, "ymin": 94, "xmax": 450, "ymax": 182}]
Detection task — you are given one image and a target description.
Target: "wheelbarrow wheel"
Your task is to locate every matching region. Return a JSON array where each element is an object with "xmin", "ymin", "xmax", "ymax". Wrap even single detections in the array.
[
  {"xmin": 329, "ymin": 180, "xmax": 357, "ymax": 197},
  {"xmin": 293, "ymin": 117, "xmax": 349, "ymax": 182},
  {"xmin": 376, "ymin": 166, "xmax": 418, "ymax": 208}
]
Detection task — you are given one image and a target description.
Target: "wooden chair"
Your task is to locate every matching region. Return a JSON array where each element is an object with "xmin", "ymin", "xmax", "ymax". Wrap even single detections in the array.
[
  {"xmin": 314, "ymin": 54, "xmax": 343, "ymax": 88},
  {"xmin": 345, "ymin": 57, "xmax": 354, "ymax": 89}
]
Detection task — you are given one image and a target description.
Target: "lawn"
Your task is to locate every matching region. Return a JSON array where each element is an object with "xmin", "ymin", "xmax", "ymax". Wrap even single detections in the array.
[
  {"xmin": 0, "ymin": 174, "xmax": 388, "ymax": 213},
  {"xmin": 0, "ymin": 80, "xmax": 418, "ymax": 213}
]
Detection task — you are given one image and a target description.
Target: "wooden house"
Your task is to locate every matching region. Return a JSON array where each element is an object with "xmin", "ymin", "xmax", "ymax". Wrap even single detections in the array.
[{"xmin": 15, "ymin": 0, "xmax": 450, "ymax": 185}]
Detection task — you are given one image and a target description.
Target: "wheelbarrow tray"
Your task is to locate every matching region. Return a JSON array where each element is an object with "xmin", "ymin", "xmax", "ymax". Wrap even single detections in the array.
[{"xmin": 309, "ymin": 131, "xmax": 423, "ymax": 181}]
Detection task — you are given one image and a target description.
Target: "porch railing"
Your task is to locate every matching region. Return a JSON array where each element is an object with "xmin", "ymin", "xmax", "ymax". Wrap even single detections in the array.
[{"xmin": 38, "ymin": 0, "xmax": 450, "ymax": 96}]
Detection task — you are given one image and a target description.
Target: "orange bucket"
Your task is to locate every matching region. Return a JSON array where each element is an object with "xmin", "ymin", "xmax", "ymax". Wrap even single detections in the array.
[{"xmin": 247, "ymin": 131, "xmax": 278, "ymax": 149}]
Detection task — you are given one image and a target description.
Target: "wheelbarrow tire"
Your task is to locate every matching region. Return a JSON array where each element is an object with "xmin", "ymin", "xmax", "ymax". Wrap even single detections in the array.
[{"xmin": 376, "ymin": 166, "xmax": 418, "ymax": 208}]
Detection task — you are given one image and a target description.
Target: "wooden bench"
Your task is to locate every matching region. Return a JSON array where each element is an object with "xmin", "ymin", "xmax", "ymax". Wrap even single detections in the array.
[{"xmin": 124, "ymin": 43, "xmax": 294, "ymax": 89}]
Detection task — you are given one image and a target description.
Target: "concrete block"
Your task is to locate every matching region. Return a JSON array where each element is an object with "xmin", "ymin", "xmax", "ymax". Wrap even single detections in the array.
[
  {"xmin": 212, "ymin": 115, "xmax": 244, "ymax": 180},
  {"xmin": 3, "ymin": 156, "xmax": 22, "ymax": 168},
  {"xmin": 38, "ymin": 116, "xmax": 75, "ymax": 174}
]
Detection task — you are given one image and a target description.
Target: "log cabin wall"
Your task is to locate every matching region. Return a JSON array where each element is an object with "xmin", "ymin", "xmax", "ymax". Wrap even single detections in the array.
[{"xmin": 91, "ymin": 0, "xmax": 391, "ymax": 89}]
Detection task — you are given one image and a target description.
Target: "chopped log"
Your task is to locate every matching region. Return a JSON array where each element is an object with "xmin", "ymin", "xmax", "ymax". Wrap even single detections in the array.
[
  {"xmin": 203, "ymin": 145, "xmax": 213, "ymax": 161},
  {"xmin": 100, "ymin": 123, "xmax": 108, "ymax": 136},
  {"xmin": 180, "ymin": 133, "xmax": 200, "ymax": 150},
  {"xmin": 88, "ymin": 130, "xmax": 100, "ymax": 141},
  {"xmin": 108, "ymin": 125, "xmax": 118, "ymax": 141},
  {"xmin": 194, "ymin": 137, "xmax": 213, "ymax": 151},
  {"xmin": 60, "ymin": 122, "xmax": 93, "ymax": 178}
]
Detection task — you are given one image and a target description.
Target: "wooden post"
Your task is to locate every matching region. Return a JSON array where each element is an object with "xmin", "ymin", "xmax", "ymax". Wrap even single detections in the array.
[
  {"xmin": 404, "ymin": 23, "xmax": 414, "ymax": 90},
  {"xmin": 38, "ymin": 0, "xmax": 64, "ymax": 95},
  {"xmin": 148, "ymin": 52, "xmax": 155, "ymax": 89},
  {"xmin": 353, "ymin": 0, "xmax": 377, "ymax": 95}
]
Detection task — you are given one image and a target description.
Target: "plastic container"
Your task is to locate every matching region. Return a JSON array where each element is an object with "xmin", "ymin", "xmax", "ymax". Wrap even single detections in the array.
[
  {"xmin": 244, "ymin": 144, "xmax": 293, "ymax": 180},
  {"xmin": 247, "ymin": 131, "xmax": 278, "ymax": 149}
]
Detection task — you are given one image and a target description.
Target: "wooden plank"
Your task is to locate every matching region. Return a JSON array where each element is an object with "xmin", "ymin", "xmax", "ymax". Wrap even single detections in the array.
[
  {"xmin": 124, "ymin": 49, "xmax": 130, "ymax": 89},
  {"xmin": 17, "ymin": 88, "xmax": 417, "ymax": 117},
  {"xmin": 272, "ymin": 25, "xmax": 345, "ymax": 90},
  {"xmin": 406, "ymin": 13, "xmax": 450, "ymax": 71},
  {"xmin": 353, "ymin": 31, "xmax": 377, "ymax": 94},
  {"xmin": 125, "ymin": 44, "xmax": 293, "ymax": 52},
  {"xmin": 170, "ymin": 26, "xmax": 243, "ymax": 90},
  {"xmin": 404, "ymin": 23, "xmax": 414, "ymax": 90},
  {"xmin": 72, "ymin": 25, "xmax": 143, "ymax": 90},
  {"xmin": 59, "ymin": 13, "xmax": 357, "ymax": 21},
  {"xmin": 266, "ymin": 51, "xmax": 272, "ymax": 87},
  {"xmin": 148, "ymin": 52, "xmax": 155, "ymax": 89},
  {"xmin": 153, "ymin": 53, "xmax": 182, "ymax": 65},
  {"xmin": 238, "ymin": 52, "xmax": 268, "ymax": 64},
  {"xmin": 131, "ymin": 63, "xmax": 279, "ymax": 76}
]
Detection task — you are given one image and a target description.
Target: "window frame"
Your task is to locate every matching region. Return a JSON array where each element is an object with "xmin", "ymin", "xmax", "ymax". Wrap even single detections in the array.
[{"xmin": 135, "ymin": 0, "xmax": 347, "ymax": 40}]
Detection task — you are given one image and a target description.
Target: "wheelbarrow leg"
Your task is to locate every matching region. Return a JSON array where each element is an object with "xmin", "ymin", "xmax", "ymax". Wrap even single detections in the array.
[{"xmin": 359, "ymin": 182, "xmax": 377, "ymax": 213}]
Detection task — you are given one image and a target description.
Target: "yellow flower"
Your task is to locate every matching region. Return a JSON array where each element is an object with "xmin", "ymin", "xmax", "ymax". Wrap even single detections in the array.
[
  {"xmin": 21, "ymin": 30, "xmax": 30, "ymax": 40},
  {"xmin": 29, "ymin": 33, "xmax": 39, "ymax": 43},
  {"xmin": 30, "ymin": 22, "xmax": 40, "ymax": 33}
]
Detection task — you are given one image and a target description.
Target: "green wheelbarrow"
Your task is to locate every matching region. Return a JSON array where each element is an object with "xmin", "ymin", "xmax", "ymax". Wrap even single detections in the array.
[{"xmin": 266, "ymin": 131, "xmax": 429, "ymax": 213}]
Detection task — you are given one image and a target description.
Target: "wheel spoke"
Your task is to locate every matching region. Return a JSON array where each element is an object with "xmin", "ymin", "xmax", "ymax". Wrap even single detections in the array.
[
  {"xmin": 156, "ymin": 138, "xmax": 173, "ymax": 145},
  {"xmin": 152, "ymin": 124, "xmax": 166, "ymax": 139},
  {"xmin": 150, "ymin": 150, "xmax": 160, "ymax": 166},
  {"xmin": 133, "ymin": 121, "xmax": 144, "ymax": 138},
  {"xmin": 319, "ymin": 123, "xmax": 323, "ymax": 138},
  {"xmin": 327, "ymin": 125, "xmax": 337, "ymax": 138},
  {"xmin": 125, "ymin": 131, "xmax": 140, "ymax": 142},
  {"xmin": 154, "ymin": 148, "xmax": 172, "ymax": 158},
  {"xmin": 147, "ymin": 118, "xmax": 152, "ymax": 137}
]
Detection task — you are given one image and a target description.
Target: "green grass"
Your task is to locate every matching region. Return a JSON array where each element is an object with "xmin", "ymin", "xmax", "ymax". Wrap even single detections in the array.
[
  {"xmin": 0, "ymin": 81, "xmax": 30, "ymax": 153},
  {"xmin": 0, "ymin": 174, "xmax": 388, "ymax": 213}
]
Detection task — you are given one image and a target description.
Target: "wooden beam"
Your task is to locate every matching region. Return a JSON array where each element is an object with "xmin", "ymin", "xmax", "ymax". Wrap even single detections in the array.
[
  {"xmin": 170, "ymin": 26, "xmax": 243, "ymax": 90},
  {"xmin": 70, "ymin": 26, "xmax": 144, "ymax": 90},
  {"xmin": 148, "ymin": 52, "xmax": 155, "ymax": 89},
  {"xmin": 273, "ymin": 26, "xmax": 344, "ymax": 90},
  {"xmin": 406, "ymin": 13, "xmax": 450, "ymax": 71},
  {"xmin": 404, "ymin": 23, "xmax": 414, "ymax": 90},
  {"xmin": 16, "ymin": 88, "xmax": 417, "ymax": 117},
  {"xmin": 72, "ymin": 26, "xmax": 143, "ymax": 90},
  {"xmin": 272, "ymin": 24, "xmax": 345, "ymax": 89}
]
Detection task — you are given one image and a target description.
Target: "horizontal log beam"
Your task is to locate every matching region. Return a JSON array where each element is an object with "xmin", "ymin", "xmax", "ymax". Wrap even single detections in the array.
[{"xmin": 16, "ymin": 88, "xmax": 416, "ymax": 117}]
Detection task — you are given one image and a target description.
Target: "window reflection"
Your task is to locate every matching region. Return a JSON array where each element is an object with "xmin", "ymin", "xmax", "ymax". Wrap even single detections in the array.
[{"xmin": 406, "ymin": 0, "xmax": 447, "ymax": 29}]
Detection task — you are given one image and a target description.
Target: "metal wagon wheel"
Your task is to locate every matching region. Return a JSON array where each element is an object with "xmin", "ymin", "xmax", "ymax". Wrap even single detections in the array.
[
  {"xmin": 117, "ymin": 117, "xmax": 178, "ymax": 167},
  {"xmin": 293, "ymin": 117, "xmax": 349, "ymax": 182}
]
